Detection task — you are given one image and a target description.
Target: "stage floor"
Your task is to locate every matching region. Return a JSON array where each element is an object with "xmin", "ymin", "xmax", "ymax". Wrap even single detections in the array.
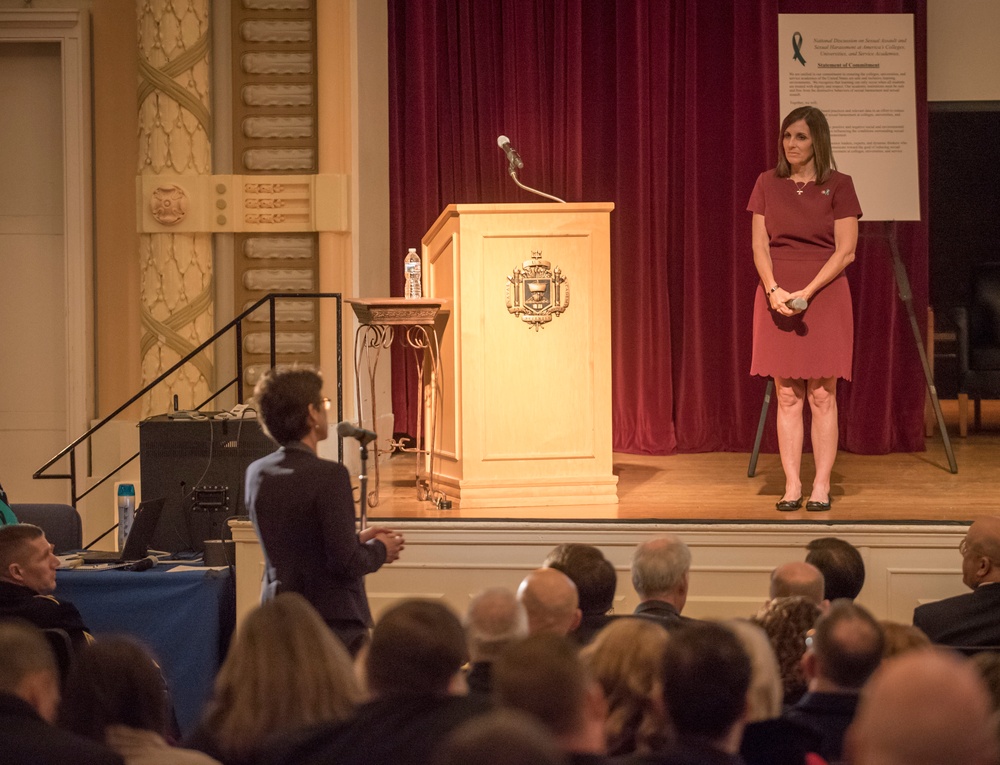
[{"xmin": 369, "ymin": 400, "xmax": 999, "ymax": 525}]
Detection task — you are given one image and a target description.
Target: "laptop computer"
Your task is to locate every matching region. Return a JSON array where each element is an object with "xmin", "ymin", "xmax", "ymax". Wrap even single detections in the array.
[{"xmin": 77, "ymin": 497, "xmax": 166, "ymax": 564}]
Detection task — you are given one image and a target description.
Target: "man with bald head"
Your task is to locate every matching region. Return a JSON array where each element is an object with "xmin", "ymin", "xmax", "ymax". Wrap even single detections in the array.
[
  {"xmin": 844, "ymin": 649, "xmax": 997, "ymax": 765},
  {"xmin": 516, "ymin": 568, "xmax": 582, "ymax": 637},
  {"xmin": 913, "ymin": 516, "xmax": 1000, "ymax": 648},
  {"xmin": 463, "ymin": 588, "xmax": 528, "ymax": 694},
  {"xmin": 631, "ymin": 534, "xmax": 693, "ymax": 631},
  {"xmin": 770, "ymin": 561, "xmax": 827, "ymax": 607}
]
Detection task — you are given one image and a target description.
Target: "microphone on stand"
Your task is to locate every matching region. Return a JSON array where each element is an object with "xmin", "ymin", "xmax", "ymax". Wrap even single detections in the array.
[
  {"xmin": 497, "ymin": 135, "xmax": 524, "ymax": 170},
  {"xmin": 495, "ymin": 134, "xmax": 567, "ymax": 204},
  {"xmin": 337, "ymin": 421, "xmax": 378, "ymax": 446}
]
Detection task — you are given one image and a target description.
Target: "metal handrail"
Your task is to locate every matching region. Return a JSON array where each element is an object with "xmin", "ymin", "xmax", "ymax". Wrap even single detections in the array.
[{"xmin": 33, "ymin": 292, "xmax": 344, "ymax": 508}]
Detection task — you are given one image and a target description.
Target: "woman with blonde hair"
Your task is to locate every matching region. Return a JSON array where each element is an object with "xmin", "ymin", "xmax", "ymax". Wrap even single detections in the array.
[
  {"xmin": 579, "ymin": 617, "xmax": 671, "ymax": 756},
  {"xmin": 729, "ymin": 619, "xmax": 823, "ymax": 765},
  {"xmin": 187, "ymin": 592, "xmax": 362, "ymax": 765}
]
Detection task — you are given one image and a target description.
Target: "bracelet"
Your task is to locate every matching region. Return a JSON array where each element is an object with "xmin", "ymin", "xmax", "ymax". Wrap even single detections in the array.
[{"xmin": 768, "ymin": 284, "xmax": 779, "ymax": 294}]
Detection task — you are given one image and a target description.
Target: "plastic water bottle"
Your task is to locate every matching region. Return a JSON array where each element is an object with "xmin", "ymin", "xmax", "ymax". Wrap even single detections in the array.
[
  {"xmin": 117, "ymin": 483, "xmax": 135, "ymax": 550},
  {"xmin": 404, "ymin": 247, "xmax": 422, "ymax": 299}
]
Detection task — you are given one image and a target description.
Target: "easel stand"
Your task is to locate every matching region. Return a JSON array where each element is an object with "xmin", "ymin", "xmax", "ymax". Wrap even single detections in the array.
[{"xmin": 748, "ymin": 221, "xmax": 957, "ymax": 477}]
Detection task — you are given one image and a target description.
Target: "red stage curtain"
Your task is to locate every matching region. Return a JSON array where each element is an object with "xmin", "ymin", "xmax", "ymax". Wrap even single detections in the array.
[{"xmin": 387, "ymin": 0, "xmax": 928, "ymax": 456}]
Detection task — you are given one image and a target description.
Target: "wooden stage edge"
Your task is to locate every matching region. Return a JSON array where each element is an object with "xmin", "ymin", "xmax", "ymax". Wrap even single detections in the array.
[{"xmin": 366, "ymin": 401, "xmax": 999, "ymax": 526}]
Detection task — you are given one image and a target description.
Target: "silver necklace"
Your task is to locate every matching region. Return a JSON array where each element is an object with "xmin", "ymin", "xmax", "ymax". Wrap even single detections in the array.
[{"xmin": 791, "ymin": 176, "xmax": 815, "ymax": 195}]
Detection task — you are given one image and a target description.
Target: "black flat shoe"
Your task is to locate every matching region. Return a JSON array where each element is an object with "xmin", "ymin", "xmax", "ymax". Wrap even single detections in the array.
[
  {"xmin": 776, "ymin": 497, "xmax": 803, "ymax": 511},
  {"xmin": 806, "ymin": 498, "xmax": 832, "ymax": 511}
]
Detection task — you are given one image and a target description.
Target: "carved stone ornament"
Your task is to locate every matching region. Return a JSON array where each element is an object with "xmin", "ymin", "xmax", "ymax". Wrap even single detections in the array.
[
  {"xmin": 506, "ymin": 251, "xmax": 570, "ymax": 330},
  {"xmin": 149, "ymin": 184, "xmax": 189, "ymax": 226}
]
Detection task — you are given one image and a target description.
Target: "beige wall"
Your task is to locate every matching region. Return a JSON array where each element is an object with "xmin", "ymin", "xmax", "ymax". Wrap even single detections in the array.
[
  {"xmin": 928, "ymin": 0, "xmax": 1000, "ymax": 101},
  {"xmin": 92, "ymin": 0, "xmax": 142, "ymax": 416}
]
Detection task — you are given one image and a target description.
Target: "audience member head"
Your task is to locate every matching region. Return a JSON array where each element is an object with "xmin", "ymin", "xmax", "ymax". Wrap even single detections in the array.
[
  {"xmin": 367, "ymin": 599, "xmax": 468, "ymax": 696},
  {"xmin": 543, "ymin": 544, "xmax": 616, "ymax": 617},
  {"xmin": 769, "ymin": 561, "xmax": 826, "ymax": 606},
  {"xmin": 727, "ymin": 619, "xmax": 783, "ymax": 721},
  {"xmin": 660, "ymin": 622, "xmax": 751, "ymax": 753},
  {"xmin": 0, "ymin": 618, "xmax": 60, "ymax": 723},
  {"xmin": 806, "ymin": 537, "xmax": 866, "ymax": 601},
  {"xmin": 253, "ymin": 366, "xmax": 325, "ymax": 445},
  {"xmin": 199, "ymin": 592, "xmax": 361, "ymax": 760},
  {"xmin": 494, "ymin": 634, "xmax": 607, "ymax": 754},
  {"xmin": 433, "ymin": 709, "xmax": 566, "ymax": 765},
  {"xmin": 971, "ymin": 651, "xmax": 1000, "ymax": 713},
  {"xmin": 846, "ymin": 649, "xmax": 997, "ymax": 765},
  {"xmin": 960, "ymin": 517, "xmax": 1000, "ymax": 590},
  {"xmin": 752, "ymin": 596, "xmax": 822, "ymax": 705},
  {"xmin": 803, "ymin": 600, "xmax": 883, "ymax": 691},
  {"xmin": 58, "ymin": 636, "xmax": 168, "ymax": 741},
  {"xmin": 580, "ymin": 616, "xmax": 672, "ymax": 756},
  {"xmin": 631, "ymin": 535, "xmax": 691, "ymax": 607},
  {"xmin": 0, "ymin": 524, "xmax": 58, "ymax": 595},
  {"xmin": 878, "ymin": 620, "xmax": 930, "ymax": 659},
  {"xmin": 516, "ymin": 568, "xmax": 582, "ymax": 636},
  {"xmin": 464, "ymin": 588, "xmax": 528, "ymax": 663}
]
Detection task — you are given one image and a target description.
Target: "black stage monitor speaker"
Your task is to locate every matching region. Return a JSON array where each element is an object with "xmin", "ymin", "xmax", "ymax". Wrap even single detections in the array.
[{"xmin": 139, "ymin": 414, "xmax": 277, "ymax": 553}]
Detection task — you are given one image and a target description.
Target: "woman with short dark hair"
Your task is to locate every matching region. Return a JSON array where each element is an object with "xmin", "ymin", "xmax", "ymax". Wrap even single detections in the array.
[{"xmin": 246, "ymin": 367, "xmax": 404, "ymax": 655}]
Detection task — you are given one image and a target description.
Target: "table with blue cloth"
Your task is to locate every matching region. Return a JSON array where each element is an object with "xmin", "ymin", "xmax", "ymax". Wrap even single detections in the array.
[{"xmin": 55, "ymin": 565, "xmax": 235, "ymax": 736}]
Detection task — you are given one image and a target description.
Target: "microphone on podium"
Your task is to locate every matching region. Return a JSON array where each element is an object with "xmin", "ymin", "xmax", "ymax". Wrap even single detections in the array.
[{"xmin": 497, "ymin": 135, "xmax": 524, "ymax": 170}]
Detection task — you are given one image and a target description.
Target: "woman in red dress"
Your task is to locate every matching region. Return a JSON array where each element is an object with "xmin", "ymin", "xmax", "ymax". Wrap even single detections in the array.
[{"xmin": 748, "ymin": 106, "xmax": 862, "ymax": 512}]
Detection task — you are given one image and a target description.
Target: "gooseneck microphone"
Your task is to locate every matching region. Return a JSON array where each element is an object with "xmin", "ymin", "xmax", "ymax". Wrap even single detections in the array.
[
  {"xmin": 495, "ymin": 134, "xmax": 567, "ymax": 204},
  {"xmin": 337, "ymin": 420, "xmax": 378, "ymax": 446},
  {"xmin": 497, "ymin": 135, "xmax": 524, "ymax": 170}
]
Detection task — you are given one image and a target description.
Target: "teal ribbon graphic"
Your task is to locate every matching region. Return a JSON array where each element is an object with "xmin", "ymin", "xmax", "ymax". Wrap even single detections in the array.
[{"xmin": 792, "ymin": 32, "xmax": 807, "ymax": 65}]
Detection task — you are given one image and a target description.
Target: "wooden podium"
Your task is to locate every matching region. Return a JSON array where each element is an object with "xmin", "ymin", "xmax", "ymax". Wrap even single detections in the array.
[{"xmin": 421, "ymin": 203, "xmax": 617, "ymax": 508}]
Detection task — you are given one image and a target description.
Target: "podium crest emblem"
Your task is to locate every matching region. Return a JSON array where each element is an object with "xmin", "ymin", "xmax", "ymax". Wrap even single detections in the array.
[{"xmin": 506, "ymin": 251, "xmax": 570, "ymax": 330}]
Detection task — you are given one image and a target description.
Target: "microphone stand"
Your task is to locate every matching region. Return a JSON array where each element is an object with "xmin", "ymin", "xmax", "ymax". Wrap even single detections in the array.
[
  {"xmin": 509, "ymin": 164, "xmax": 567, "ymax": 203},
  {"xmin": 358, "ymin": 441, "xmax": 369, "ymax": 531}
]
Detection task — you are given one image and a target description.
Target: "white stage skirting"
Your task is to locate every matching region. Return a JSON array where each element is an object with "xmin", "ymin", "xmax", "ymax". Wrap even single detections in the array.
[{"xmin": 230, "ymin": 520, "xmax": 970, "ymax": 629}]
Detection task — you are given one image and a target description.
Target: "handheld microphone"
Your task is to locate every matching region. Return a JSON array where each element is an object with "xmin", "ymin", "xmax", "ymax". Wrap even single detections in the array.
[
  {"xmin": 497, "ymin": 135, "xmax": 524, "ymax": 170},
  {"xmin": 337, "ymin": 421, "xmax": 378, "ymax": 446},
  {"xmin": 128, "ymin": 555, "xmax": 159, "ymax": 572},
  {"xmin": 787, "ymin": 297, "xmax": 809, "ymax": 311}
]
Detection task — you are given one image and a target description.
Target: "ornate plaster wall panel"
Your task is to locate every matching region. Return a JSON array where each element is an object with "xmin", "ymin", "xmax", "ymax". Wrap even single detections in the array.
[
  {"xmin": 137, "ymin": 0, "xmax": 214, "ymax": 416},
  {"xmin": 232, "ymin": 0, "xmax": 319, "ymax": 399}
]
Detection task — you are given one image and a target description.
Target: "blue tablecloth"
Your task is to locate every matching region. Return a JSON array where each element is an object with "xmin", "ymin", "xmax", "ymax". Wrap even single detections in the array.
[{"xmin": 56, "ymin": 566, "xmax": 235, "ymax": 736}]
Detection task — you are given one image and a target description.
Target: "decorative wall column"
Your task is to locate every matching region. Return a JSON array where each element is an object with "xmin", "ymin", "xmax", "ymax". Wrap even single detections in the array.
[{"xmin": 137, "ymin": 0, "xmax": 214, "ymax": 415}]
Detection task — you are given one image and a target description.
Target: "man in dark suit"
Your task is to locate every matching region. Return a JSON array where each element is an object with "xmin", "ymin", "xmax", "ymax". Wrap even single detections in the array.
[
  {"xmin": 630, "ymin": 535, "xmax": 693, "ymax": 630},
  {"xmin": 781, "ymin": 600, "xmax": 884, "ymax": 763},
  {"xmin": 0, "ymin": 619, "xmax": 123, "ymax": 765},
  {"xmin": 246, "ymin": 368, "xmax": 404, "ymax": 655},
  {"xmin": 0, "ymin": 524, "xmax": 91, "ymax": 648},
  {"xmin": 913, "ymin": 516, "xmax": 1000, "ymax": 648}
]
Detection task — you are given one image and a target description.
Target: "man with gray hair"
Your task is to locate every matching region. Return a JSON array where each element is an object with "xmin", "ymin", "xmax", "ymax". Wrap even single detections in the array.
[
  {"xmin": 769, "ymin": 561, "xmax": 827, "ymax": 607},
  {"xmin": 631, "ymin": 534, "xmax": 693, "ymax": 631},
  {"xmin": 463, "ymin": 588, "xmax": 528, "ymax": 695}
]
